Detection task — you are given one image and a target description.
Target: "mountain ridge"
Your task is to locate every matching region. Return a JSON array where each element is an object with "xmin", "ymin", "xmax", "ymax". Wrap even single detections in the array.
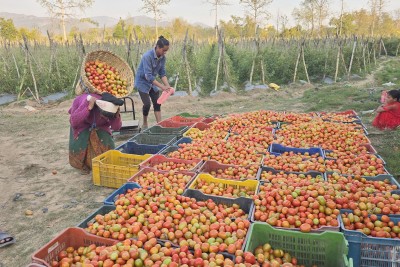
[{"xmin": 0, "ymin": 12, "xmax": 211, "ymax": 34}]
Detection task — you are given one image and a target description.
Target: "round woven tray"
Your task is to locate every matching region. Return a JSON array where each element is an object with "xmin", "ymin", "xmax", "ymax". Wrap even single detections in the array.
[{"xmin": 76, "ymin": 50, "xmax": 134, "ymax": 97}]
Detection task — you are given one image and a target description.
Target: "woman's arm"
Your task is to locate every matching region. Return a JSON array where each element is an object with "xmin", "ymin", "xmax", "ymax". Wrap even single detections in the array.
[{"xmin": 69, "ymin": 96, "xmax": 92, "ymax": 128}]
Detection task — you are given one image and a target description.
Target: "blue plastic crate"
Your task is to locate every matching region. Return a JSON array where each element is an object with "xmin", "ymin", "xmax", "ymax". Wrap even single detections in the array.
[
  {"xmin": 183, "ymin": 189, "xmax": 254, "ymax": 221},
  {"xmin": 326, "ymin": 172, "xmax": 400, "ymax": 191},
  {"xmin": 174, "ymin": 137, "xmax": 193, "ymax": 146},
  {"xmin": 157, "ymin": 145, "xmax": 180, "ymax": 156},
  {"xmin": 115, "ymin": 141, "xmax": 166, "ymax": 155},
  {"xmin": 103, "ymin": 182, "xmax": 141, "ymax": 205},
  {"xmin": 257, "ymin": 166, "xmax": 326, "ymax": 182},
  {"xmin": 339, "ymin": 210, "xmax": 400, "ymax": 267},
  {"xmin": 77, "ymin": 205, "xmax": 116, "ymax": 229},
  {"xmin": 269, "ymin": 143, "xmax": 325, "ymax": 158}
]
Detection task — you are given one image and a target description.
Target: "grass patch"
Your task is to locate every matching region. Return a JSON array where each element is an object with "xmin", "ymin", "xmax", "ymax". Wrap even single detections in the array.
[
  {"xmin": 368, "ymin": 129, "xmax": 400, "ymax": 177},
  {"xmin": 375, "ymin": 59, "xmax": 400, "ymax": 86},
  {"xmin": 301, "ymin": 85, "xmax": 381, "ymax": 112}
]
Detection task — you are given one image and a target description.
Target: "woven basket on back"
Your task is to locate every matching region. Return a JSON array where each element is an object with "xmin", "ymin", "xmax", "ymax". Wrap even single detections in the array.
[{"xmin": 76, "ymin": 50, "xmax": 134, "ymax": 97}]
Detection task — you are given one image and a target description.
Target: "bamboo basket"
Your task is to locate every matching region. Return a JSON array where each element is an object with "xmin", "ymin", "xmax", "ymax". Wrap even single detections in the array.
[{"xmin": 76, "ymin": 50, "xmax": 134, "ymax": 97}]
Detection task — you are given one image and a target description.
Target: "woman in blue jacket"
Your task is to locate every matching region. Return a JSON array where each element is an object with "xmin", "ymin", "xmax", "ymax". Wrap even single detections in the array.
[{"xmin": 135, "ymin": 35, "xmax": 172, "ymax": 129}]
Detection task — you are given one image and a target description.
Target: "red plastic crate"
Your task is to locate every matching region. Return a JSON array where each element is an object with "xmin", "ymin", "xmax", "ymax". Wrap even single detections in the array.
[
  {"xmin": 192, "ymin": 122, "xmax": 211, "ymax": 130},
  {"xmin": 158, "ymin": 119, "xmax": 196, "ymax": 128},
  {"xmin": 169, "ymin": 115, "xmax": 204, "ymax": 123},
  {"xmin": 31, "ymin": 227, "xmax": 116, "ymax": 266},
  {"xmin": 139, "ymin": 154, "xmax": 203, "ymax": 172}
]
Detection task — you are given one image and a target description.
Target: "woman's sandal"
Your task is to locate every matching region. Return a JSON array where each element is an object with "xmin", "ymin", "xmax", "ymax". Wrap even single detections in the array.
[{"xmin": 0, "ymin": 232, "xmax": 15, "ymax": 248}]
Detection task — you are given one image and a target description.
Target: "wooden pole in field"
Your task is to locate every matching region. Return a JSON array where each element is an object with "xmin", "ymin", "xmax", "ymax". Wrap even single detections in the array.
[
  {"xmin": 301, "ymin": 42, "xmax": 310, "ymax": 83},
  {"xmin": 182, "ymin": 29, "xmax": 192, "ymax": 95},
  {"xmin": 396, "ymin": 40, "xmax": 400, "ymax": 56},
  {"xmin": 380, "ymin": 38, "xmax": 387, "ymax": 57},
  {"xmin": 22, "ymin": 34, "xmax": 39, "ymax": 102},
  {"xmin": 293, "ymin": 44, "xmax": 301, "ymax": 83},
  {"xmin": 362, "ymin": 42, "xmax": 367, "ymax": 73},
  {"xmin": 214, "ymin": 29, "xmax": 223, "ymax": 92},
  {"xmin": 347, "ymin": 36, "xmax": 357, "ymax": 79},
  {"xmin": 372, "ymin": 40, "xmax": 377, "ymax": 66},
  {"xmin": 334, "ymin": 41, "xmax": 341, "ymax": 83}
]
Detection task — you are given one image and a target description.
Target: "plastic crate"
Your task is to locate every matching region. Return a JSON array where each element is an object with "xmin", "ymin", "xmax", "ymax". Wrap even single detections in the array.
[
  {"xmin": 169, "ymin": 115, "xmax": 204, "ymax": 124},
  {"xmin": 192, "ymin": 122, "xmax": 211, "ymax": 130},
  {"xmin": 269, "ymin": 143, "xmax": 325, "ymax": 158},
  {"xmin": 188, "ymin": 173, "xmax": 259, "ymax": 199},
  {"xmin": 128, "ymin": 133, "xmax": 177, "ymax": 146},
  {"xmin": 324, "ymin": 144, "xmax": 378, "ymax": 158},
  {"xmin": 139, "ymin": 154, "xmax": 203, "ymax": 172},
  {"xmin": 157, "ymin": 119, "xmax": 196, "ymax": 128},
  {"xmin": 127, "ymin": 167, "xmax": 196, "ymax": 190},
  {"xmin": 325, "ymin": 173, "xmax": 398, "ymax": 189},
  {"xmin": 245, "ymin": 222, "xmax": 352, "ymax": 267},
  {"xmin": 183, "ymin": 127, "xmax": 202, "ymax": 138},
  {"xmin": 157, "ymin": 145, "xmax": 180, "ymax": 156},
  {"xmin": 143, "ymin": 125, "xmax": 188, "ymax": 137},
  {"xmin": 339, "ymin": 211, "xmax": 400, "ymax": 267},
  {"xmin": 31, "ymin": 227, "xmax": 116, "ymax": 266},
  {"xmin": 115, "ymin": 141, "xmax": 166, "ymax": 155},
  {"xmin": 174, "ymin": 137, "xmax": 193, "ymax": 146},
  {"xmin": 183, "ymin": 189, "xmax": 254, "ymax": 220},
  {"xmin": 202, "ymin": 117, "xmax": 216, "ymax": 124},
  {"xmin": 103, "ymin": 182, "xmax": 141, "ymax": 205},
  {"xmin": 257, "ymin": 166, "xmax": 326, "ymax": 182},
  {"xmin": 198, "ymin": 160, "xmax": 260, "ymax": 180},
  {"xmin": 177, "ymin": 112, "xmax": 202, "ymax": 118},
  {"xmin": 91, "ymin": 150, "xmax": 151, "ymax": 188},
  {"xmin": 77, "ymin": 205, "xmax": 116, "ymax": 228}
]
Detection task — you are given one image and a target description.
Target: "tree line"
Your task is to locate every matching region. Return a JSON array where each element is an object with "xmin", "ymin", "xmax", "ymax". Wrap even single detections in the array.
[{"xmin": 1, "ymin": 0, "xmax": 400, "ymax": 43}]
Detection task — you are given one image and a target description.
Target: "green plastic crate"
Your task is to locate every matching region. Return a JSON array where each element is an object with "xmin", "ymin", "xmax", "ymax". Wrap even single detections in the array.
[
  {"xmin": 245, "ymin": 222, "xmax": 352, "ymax": 267},
  {"xmin": 177, "ymin": 112, "xmax": 202, "ymax": 118},
  {"xmin": 143, "ymin": 125, "xmax": 188, "ymax": 137}
]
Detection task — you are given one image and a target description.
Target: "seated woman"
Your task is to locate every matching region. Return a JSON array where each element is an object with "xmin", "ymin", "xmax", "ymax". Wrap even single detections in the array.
[
  {"xmin": 372, "ymin": 89, "xmax": 400, "ymax": 130},
  {"xmin": 69, "ymin": 90, "xmax": 123, "ymax": 173}
]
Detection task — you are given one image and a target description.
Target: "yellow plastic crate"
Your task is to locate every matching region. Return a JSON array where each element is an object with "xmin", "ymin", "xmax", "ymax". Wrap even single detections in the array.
[
  {"xmin": 183, "ymin": 128, "xmax": 203, "ymax": 139},
  {"xmin": 189, "ymin": 173, "xmax": 259, "ymax": 198},
  {"xmin": 92, "ymin": 150, "xmax": 152, "ymax": 188}
]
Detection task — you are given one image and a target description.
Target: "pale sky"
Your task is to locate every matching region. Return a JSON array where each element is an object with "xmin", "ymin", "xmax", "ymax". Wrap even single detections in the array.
[{"xmin": 1, "ymin": 0, "xmax": 400, "ymax": 27}]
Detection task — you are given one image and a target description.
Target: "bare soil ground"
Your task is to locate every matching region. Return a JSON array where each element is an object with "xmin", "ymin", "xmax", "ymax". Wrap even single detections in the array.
[{"xmin": 0, "ymin": 74, "xmax": 387, "ymax": 266}]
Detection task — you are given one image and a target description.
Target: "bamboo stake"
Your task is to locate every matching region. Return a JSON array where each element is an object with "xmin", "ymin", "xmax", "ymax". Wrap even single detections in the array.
[
  {"xmin": 347, "ymin": 36, "xmax": 357, "ymax": 79},
  {"xmin": 260, "ymin": 59, "xmax": 266, "ymax": 85},
  {"xmin": 11, "ymin": 53, "xmax": 20, "ymax": 79},
  {"xmin": 293, "ymin": 46, "xmax": 301, "ymax": 83},
  {"xmin": 22, "ymin": 35, "xmax": 39, "ymax": 102},
  {"xmin": 301, "ymin": 43, "xmax": 310, "ymax": 83},
  {"xmin": 334, "ymin": 43, "xmax": 341, "ymax": 83},
  {"xmin": 214, "ymin": 31, "xmax": 223, "ymax": 92},
  {"xmin": 362, "ymin": 43, "xmax": 367, "ymax": 73},
  {"xmin": 380, "ymin": 38, "xmax": 387, "ymax": 57},
  {"xmin": 182, "ymin": 29, "xmax": 192, "ymax": 95},
  {"xmin": 373, "ymin": 40, "xmax": 377, "ymax": 66}
]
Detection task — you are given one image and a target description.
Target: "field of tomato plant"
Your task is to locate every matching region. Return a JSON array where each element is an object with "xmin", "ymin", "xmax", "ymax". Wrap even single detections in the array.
[{"xmin": 1, "ymin": 37, "xmax": 400, "ymax": 98}]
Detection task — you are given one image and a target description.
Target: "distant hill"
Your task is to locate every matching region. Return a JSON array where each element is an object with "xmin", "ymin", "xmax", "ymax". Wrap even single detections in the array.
[{"xmin": 0, "ymin": 12, "xmax": 210, "ymax": 35}]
